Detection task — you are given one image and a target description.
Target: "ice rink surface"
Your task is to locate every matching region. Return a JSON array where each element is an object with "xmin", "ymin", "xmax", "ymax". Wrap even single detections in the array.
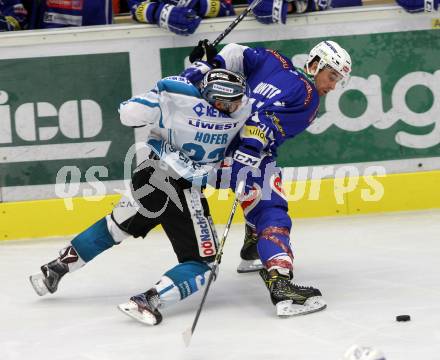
[{"xmin": 1, "ymin": 210, "xmax": 440, "ymax": 360}]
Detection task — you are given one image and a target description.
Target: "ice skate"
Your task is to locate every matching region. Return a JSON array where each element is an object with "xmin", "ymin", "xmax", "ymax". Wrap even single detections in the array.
[
  {"xmin": 29, "ymin": 259, "xmax": 69, "ymax": 296},
  {"xmin": 237, "ymin": 224, "xmax": 263, "ymax": 273},
  {"xmin": 118, "ymin": 288, "xmax": 163, "ymax": 325},
  {"xmin": 29, "ymin": 245, "xmax": 81, "ymax": 296},
  {"xmin": 260, "ymin": 269, "xmax": 326, "ymax": 316}
]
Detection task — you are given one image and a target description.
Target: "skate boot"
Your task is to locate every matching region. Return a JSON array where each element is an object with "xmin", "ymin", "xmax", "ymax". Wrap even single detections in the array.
[
  {"xmin": 118, "ymin": 288, "xmax": 163, "ymax": 325},
  {"xmin": 236, "ymin": 223, "xmax": 263, "ymax": 273},
  {"xmin": 260, "ymin": 269, "xmax": 327, "ymax": 316},
  {"xmin": 29, "ymin": 245, "xmax": 79, "ymax": 296}
]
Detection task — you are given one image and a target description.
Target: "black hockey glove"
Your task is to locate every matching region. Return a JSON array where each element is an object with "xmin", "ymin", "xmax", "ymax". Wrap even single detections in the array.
[{"xmin": 189, "ymin": 39, "xmax": 218, "ymax": 64}]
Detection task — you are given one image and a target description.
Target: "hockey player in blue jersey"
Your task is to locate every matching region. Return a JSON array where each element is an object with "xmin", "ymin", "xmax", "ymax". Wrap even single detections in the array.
[
  {"xmin": 184, "ymin": 40, "xmax": 352, "ymax": 316},
  {"xmin": 29, "ymin": 69, "xmax": 255, "ymax": 325},
  {"xmin": 0, "ymin": 0, "xmax": 27, "ymax": 30},
  {"xmin": 0, "ymin": 0, "xmax": 112, "ymax": 30}
]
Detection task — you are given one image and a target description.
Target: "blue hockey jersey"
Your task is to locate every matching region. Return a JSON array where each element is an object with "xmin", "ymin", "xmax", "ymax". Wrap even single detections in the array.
[
  {"xmin": 0, "ymin": 0, "xmax": 112, "ymax": 30},
  {"xmin": 28, "ymin": 0, "xmax": 112, "ymax": 28},
  {"xmin": 0, "ymin": 0, "xmax": 27, "ymax": 30},
  {"xmin": 215, "ymin": 44, "xmax": 320, "ymax": 157}
]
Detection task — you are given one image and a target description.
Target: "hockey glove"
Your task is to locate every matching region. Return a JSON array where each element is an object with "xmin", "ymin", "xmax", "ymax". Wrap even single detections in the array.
[
  {"xmin": 230, "ymin": 146, "xmax": 262, "ymax": 195},
  {"xmin": 180, "ymin": 60, "xmax": 213, "ymax": 84},
  {"xmin": 198, "ymin": 0, "xmax": 235, "ymax": 17},
  {"xmin": 160, "ymin": 0, "xmax": 235, "ymax": 16},
  {"xmin": 0, "ymin": 17, "xmax": 11, "ymax": 31},
  {"xmin": 130, "ymin": 0, "xmax": 158, "ymax": 23},
  {"xmin": 0, "ymin": 2, "xmax": 28, "ymax": 31},
  {"xmin": 189, "ymin": 39, "xmax": 218, "ymax": 63},
  {"xmin": 250, "ymin": 0, "xmax": 288, "ymax": 24},
  {"xmin": 304, "ymin": 0, "xmax": 361, "ymax": 12},
  {"xmin": 146, "ymin": 137, "xmax": 214, "ymax": 188},
  {"xmin": 156, "ymin": 4, "xmax": 201, "ymax": 35},
  {"xmin": 329, "ymin": 0, "xmax": 362, "ymax": 7},
  {"xmin": 288, "ymin": 0, "xmax": 309, "ymax": 13},
  {"xmin": 396, "ymin": 0, "xmax": 438, "ymax": 12}
]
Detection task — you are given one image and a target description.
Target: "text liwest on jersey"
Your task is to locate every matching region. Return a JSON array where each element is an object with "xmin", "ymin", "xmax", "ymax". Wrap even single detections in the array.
[{"xmin": 188, "ymin": 119, "xmax": 240, "ymax": 131}]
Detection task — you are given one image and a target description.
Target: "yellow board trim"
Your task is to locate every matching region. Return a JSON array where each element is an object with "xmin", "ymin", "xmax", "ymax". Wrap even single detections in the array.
[
  {"xmin": 432, "ymin": 18, "xmax": 440, "ymax": 29},
  {"xmin": 1, "ymin": 170, "xmax": 440, "ymax": 240}
]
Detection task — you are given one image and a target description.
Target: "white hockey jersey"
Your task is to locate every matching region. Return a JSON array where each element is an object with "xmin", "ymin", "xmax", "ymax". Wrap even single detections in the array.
[{"xmin": 119, "ymin": 76, "xmax": 252, "ymax": 184}]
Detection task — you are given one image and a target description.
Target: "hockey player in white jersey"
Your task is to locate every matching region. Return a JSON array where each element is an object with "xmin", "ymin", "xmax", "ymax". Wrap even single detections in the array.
[{"xmin": 29, "ymin": 69, "xmax": 251, "ymax": 325}]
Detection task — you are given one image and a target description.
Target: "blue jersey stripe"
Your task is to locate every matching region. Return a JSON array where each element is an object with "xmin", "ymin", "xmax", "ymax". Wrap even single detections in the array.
[{"xmin": 131, "ymin": 97, "xmax": 160, "ymax": 107}]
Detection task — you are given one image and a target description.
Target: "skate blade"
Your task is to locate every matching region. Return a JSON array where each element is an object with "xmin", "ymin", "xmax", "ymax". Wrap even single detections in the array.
[
  {"xmin": 29, "ymin": 273, "xmax": 49, "ymax": 296},
  {"xmin": 276, "ymin": 296, "xmax": 327, "ymax": 317},
  {"xmin": 236, "ymin": 259, "xmax": 263, "ymax": 273},
  {"xmin": 182, "ymin": 327, "xmax": 193, "ymax": 347},
  {"xmin": 117, "ymin": 301, "xmax": 158, "ymax": 326}
]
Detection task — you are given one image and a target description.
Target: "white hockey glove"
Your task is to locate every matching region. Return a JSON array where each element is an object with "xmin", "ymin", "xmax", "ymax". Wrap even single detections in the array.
[{"xmin": 147, "ymin": 136, "xmax": 214, "ymax": 187}]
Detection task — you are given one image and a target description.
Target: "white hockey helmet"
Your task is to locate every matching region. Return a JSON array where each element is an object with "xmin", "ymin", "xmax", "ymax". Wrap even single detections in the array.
[{"xmin": 306, "ymin": 40, "xmax": 352, "ymax": 83}]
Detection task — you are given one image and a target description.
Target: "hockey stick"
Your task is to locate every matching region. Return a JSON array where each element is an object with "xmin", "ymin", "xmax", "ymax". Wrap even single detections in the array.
[
  {"xmin": 182, "ymin": 182, "xmax": 245, "ymax": 347},
  {"xmin": 211, "ymin": 0, "xmax": 263, "ymax": 47},
  {"xmin": 181, "ymin": 2, "xmax": 260, "ymax": 342}
]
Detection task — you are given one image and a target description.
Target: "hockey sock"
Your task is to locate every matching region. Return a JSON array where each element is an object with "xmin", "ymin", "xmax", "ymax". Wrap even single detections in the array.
[
  {"xmin": 257, "ymin": 226, "xmax": 293, "ymax": 272},
  {"xmin": 71, "ymin": 217, "xmax": 117, "ymax": 262},
  {"xmin": 153, "ymin": 261, "xmax": 211, "ymax": 308}
]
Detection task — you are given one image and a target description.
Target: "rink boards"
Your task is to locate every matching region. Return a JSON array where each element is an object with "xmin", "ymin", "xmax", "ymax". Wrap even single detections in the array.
[
  {"xmin": 1, "ymin": 169, "xmax": 440, "ymax": 240},
  {"xmin": 1, "ymin": 7, "xmax": 440, "ymax": 240}
]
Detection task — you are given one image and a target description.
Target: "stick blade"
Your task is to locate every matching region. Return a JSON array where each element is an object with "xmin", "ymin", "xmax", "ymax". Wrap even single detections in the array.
[{"xmin": 182, "ymin": 327, "xmax": 193, "ymax": 347}]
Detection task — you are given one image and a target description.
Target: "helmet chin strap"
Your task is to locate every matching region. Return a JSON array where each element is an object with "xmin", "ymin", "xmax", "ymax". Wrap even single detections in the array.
[
  {"xmin": 305, "ymin": 62, "xmax": 319, "ymax": 78},
  {"xmin": 307, "ymin": 61, "xmax": 344, "ymax": 81}
]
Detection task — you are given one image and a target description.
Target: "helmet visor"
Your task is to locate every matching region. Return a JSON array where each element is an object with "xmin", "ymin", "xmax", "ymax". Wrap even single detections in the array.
[
  {"xmin": 325, "ymin": 64, "xmax": 350, "ymax": 88},
  {"xmin": 213, "ymin": 98, "xmax": 243, "ymax": 114}
]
